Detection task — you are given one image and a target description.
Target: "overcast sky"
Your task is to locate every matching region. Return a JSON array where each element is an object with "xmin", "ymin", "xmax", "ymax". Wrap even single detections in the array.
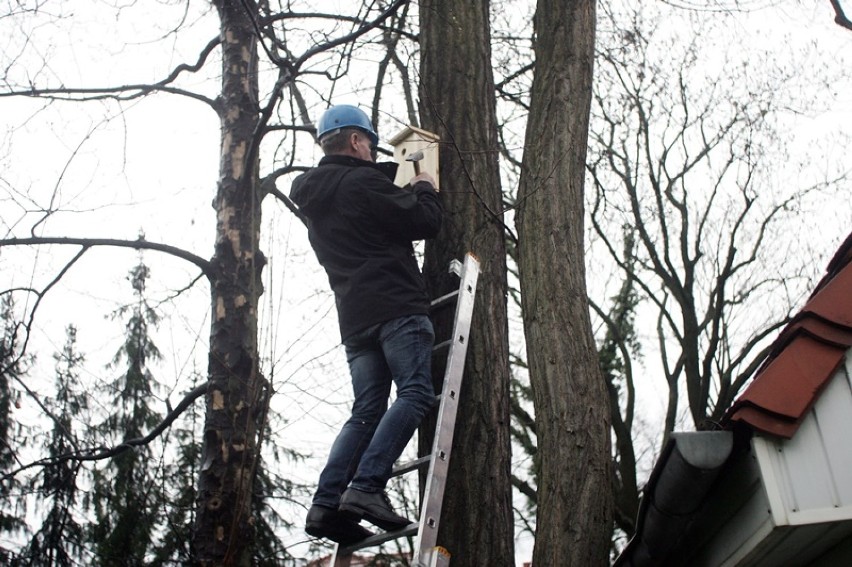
[{"xmin": 2, "ymin": 1, "xmax": 852, "ymax": 563}]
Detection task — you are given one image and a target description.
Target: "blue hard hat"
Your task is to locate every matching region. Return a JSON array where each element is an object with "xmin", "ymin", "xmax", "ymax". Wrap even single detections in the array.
[{"xmin": 316, "ymin": 105, "xmax": 379, "ymax": 146}]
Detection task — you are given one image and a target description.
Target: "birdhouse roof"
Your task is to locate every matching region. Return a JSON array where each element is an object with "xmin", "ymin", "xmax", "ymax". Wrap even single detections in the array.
[{"xmin": 387, "ymin": 125, "xmax": 440, "ymax": 147}]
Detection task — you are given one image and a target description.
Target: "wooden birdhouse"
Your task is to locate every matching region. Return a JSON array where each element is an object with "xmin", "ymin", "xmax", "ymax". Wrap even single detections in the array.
[{"xmin": 388, "ymin": 125, "xmax": 440, "ymax": 190}]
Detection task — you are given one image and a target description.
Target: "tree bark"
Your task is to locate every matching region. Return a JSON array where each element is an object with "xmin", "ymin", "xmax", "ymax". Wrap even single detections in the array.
[
  {"xmin": 193, "ymin": 1, "xmax": 267, "ymax": 565},
  {"xmin": 515, "ymin": 0, "xmax": 612, "ymax": 565},
  {"xmin": 418, "ymin": 1, "xmax": 515, "ymax": 565}
]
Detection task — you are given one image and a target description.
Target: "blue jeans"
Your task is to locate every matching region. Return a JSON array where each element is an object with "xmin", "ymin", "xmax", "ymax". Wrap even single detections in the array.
[{"xmin": 313, "ymin": 314, "xmax": 436, "ymax": 509}]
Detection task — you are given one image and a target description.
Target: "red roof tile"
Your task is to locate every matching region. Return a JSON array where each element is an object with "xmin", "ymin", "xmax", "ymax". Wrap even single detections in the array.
[
  {"xmin": 724, "ymin": 231, "xmax": 852, "ymax": 439},
  {"xmin": 803, "ymin": 256, "xmax": 852, "ymax": 327}
]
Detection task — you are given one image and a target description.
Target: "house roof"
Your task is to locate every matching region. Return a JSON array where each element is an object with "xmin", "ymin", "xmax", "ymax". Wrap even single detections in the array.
[
  {"xmin": 615, "ymin": 231, "xmax": 852, "ymax": 566},
  {"xmin": 723, "ymin": 231, "xmax": 852, "ymax": 438}
]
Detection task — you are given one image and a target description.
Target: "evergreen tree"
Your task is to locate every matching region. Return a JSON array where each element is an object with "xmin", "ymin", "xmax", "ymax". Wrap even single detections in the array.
[
  {"xmin": 150, "ymin": 372, "xmax": 202, "ymax": 565},
  {"xmin": 88, "ymin": 258, "xmax": 165, "ymax": 566},
  {"xmin": 0, "ymin": 296, "xmax": 27, "ymax": 562},
  {"xmin": 597, "ymin": 230, "xmax": 642, "ymax": 538},
  {"xmin": 247, "ymin": 408, "xmax": 299, "ymax": 566},
  {"xmin": 14, "ymin": 325, "xmax": 89, "ymax": 566},
  {"xmin": 151, "ymin": 371, "xmax": 296, "ymax": 565},
  {"xmin": 248, "ymin": 458, "xmax": 291, "ymax": 566}
]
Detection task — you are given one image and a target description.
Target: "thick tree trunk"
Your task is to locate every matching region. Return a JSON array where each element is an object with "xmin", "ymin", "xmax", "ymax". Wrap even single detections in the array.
[
  {"xmin": 193, "ymin": 2, "xmax": 267, "ymax": 565},
  {"xmin": 515, "ymin": 0, "xmax": 612, "ymax": 565},
  {"xmin": 417, "ymin": 2, "xmax": 515, "ymax": 566}
]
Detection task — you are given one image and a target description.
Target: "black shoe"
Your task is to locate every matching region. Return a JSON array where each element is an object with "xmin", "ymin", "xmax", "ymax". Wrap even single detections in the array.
[
  {"xmin": 305, "ymin": 504, "xmax": 374, "ymax": 544},
  {"xmin": 338, "ymin": 488, "xmax": 412, "ymax": 531}
]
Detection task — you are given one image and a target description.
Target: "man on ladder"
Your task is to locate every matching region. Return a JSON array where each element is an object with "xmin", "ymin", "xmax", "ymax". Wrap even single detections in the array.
[{"xmin": 290, "ymin": 104, "xmax": 442, "ymax": 545}]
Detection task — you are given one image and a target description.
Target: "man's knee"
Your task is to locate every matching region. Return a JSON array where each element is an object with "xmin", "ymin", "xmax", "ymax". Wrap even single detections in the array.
[
  {"xmin": 348, "ymin": 405, "xmax": 386, "ymax": 426},
  {"xmin": 401, "ymin": 381, "xmax": 435, "ymax": 415}
]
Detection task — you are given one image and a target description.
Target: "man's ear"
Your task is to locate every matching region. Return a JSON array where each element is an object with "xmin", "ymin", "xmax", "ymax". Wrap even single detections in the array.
[{"xmin": 347, "ymin": 131, "xmax": 360, "ymax": 152}]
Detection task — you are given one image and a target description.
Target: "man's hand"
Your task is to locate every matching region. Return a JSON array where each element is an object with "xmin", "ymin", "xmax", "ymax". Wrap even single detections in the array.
[{"xmin": 412, "ymin": 172, "xmax": 438, "ymax": 192}]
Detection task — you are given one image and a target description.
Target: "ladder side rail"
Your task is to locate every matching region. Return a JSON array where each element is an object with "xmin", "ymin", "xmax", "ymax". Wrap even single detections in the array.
[
  {"xmin": 331, "ymin": 549, "xmax": 352, "ymax": 567},
  {"xmin": 411, "ymin": 254, "xmax": 480, "ymax": 565},
  {"xmin": 329, "ymin": 254, "xmax": 479, "ymax": 567}
]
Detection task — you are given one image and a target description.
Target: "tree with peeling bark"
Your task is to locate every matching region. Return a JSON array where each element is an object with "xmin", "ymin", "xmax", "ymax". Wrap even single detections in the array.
[
  {"xmin": 192, "ymin": 2, "xmax": 267, "ymax": 563},
  {"xmin": 196, "ymin": 2, "xmax": 417, "ymax": 560}
]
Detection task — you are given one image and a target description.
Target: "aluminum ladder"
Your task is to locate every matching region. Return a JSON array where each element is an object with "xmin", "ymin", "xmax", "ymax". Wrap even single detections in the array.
[{"xmin": 330, "ymin": 253, "xmax": 480, "ymax": 567}]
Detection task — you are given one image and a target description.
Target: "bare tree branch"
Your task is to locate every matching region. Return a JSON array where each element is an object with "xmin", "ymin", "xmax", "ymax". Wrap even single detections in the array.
[
  {"xmin": 0, "ymin": 236, "xmax": 212, "ymax": 275},
  {"xmin": 0, "ymin": 382, "xmax": 208, "ymax": 482},
  {"xmin": 2, "ymin": 246, "xmax": 89, "ymax": 371},
  {"xmin": 262, "ymin": 175, "xmax": 307, "ymax": 225},
  {"xmin": 831, "ymin": 0, "xmax": 852, "ymax": 30},
  {"xmin": 0, "ymin": 36, "xmax": 221, "ymax": 108},
  {"xmin": 244, "ymin": 0, "xmax": 410, "ymax": 183}
]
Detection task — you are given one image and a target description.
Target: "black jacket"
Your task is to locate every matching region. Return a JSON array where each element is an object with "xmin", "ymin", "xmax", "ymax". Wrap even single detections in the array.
[{"xmin": 290, "ymin": 154, "xmax": 442, "ymax": 341}]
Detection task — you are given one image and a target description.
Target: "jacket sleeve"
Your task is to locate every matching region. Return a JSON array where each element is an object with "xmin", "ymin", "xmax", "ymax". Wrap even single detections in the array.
[{"xmin": 355, "ymin": 170, "xmax": 443, "ymax": 241}]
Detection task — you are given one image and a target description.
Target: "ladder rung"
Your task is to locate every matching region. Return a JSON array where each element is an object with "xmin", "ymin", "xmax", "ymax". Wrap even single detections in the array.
[
  {"xmin": 336, "ymin": 522, "xmax": 419, "ymax": 556},
  {"xmin": 429, "ymin": 289, "xmax": 459, "ymax": 311},
  {"xmin": 328, "ymin": 254, "xmax": 480, "ymax": 567},
  {"xmin": 391, "ymin": 455, "xmax": 432, "ymax": 477}
]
